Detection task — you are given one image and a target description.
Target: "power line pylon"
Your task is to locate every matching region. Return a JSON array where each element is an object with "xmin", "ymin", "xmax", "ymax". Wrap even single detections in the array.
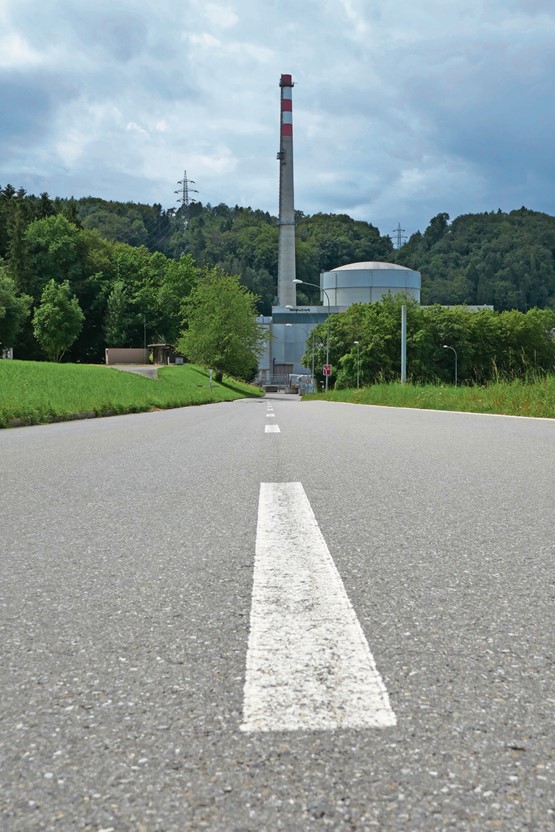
[
  {"xmin": 175, "ymin": 171, "xmax": 199, "ymax": 230},
  {"xmin": 393, "ymin": 222, "xmax": 407, "ymax": 249}
]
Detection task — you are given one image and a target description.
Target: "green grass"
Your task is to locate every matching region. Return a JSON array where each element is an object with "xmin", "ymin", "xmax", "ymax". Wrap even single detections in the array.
[
  {"xmin": 0, "ymin": 361, "xmax": 263, "ymax": 428},
  {"xmin": 303, "ymin": 377, "xmax": 555, "ymax": 419}
]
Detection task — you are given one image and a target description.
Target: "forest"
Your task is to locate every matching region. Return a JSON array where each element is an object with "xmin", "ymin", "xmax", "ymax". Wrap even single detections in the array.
[{"xmin": 1, "ymin": 183, "xmax": 555, "ymax": 369}]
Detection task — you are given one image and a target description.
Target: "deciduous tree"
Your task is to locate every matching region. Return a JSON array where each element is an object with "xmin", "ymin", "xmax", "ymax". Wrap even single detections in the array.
[
  {"xmin": 177, "ymin": 267, "xmax": 267, "ymax": 381},
  {"xmin": 32, "ymin": 279, "xmax": 85, "ymax": 362}
]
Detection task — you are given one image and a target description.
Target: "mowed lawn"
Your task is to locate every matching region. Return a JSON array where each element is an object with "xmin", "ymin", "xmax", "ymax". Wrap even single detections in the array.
[{"xmin": 0, "ymin": 361, "xmax": 263, "ymax": 428}]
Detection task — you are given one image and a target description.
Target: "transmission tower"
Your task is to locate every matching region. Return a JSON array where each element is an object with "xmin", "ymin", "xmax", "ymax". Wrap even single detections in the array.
[
  {"xmin": 175, "ymin": 171, "xmax": 199, "ymax": 230},
  {"xmin": 393, "ymin": 222, "xmax": 407, "ymax": 249}
]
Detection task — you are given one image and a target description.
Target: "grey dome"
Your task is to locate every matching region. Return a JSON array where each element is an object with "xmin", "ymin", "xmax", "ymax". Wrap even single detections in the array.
[{"xmin": 331, "ymin": 261, "xmax": 413, "ymax": 271}]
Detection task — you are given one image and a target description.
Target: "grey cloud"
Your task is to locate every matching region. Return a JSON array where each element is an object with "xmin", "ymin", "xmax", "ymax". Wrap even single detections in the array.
[
  {"xmin": 0, "ymin": 72, "xmax": 76, "ymax": 152},
  {"xmin": 9, "ymin": 0, "xmax": 177, "ymax": 65},
  {"xmin": 514, "ymin": 0, "xmax": 555, "ymax": 15},
  {"xmin": 70, "ymin": 11, "xmax": 150, "ymax": 63},
  {"xmin": 2, "ymin": 0, "xmax": 555, "ymax": 238}
]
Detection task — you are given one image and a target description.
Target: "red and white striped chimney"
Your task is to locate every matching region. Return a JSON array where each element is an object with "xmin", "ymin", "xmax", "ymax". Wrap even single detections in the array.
[{"xmin": 277, "ymin": 73, "xmax": 296, "ymax": 307}]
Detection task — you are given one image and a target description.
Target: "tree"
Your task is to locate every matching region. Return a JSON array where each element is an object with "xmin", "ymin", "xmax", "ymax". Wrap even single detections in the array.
[
  {"xmin": 32, "ymin": 279, "xmax": 85, "ymax": 361},
  {"xmin": 104, "ymin": 280, "xmax": 131, "ymax": 346},
  {"xmin": 0, "ymin": 262, "xmax": 32, "ymax": 352},
  {"xmin": 7, "ymin": 201, "xmax": 31, "ymax": 293},
  {"xmin": 25, "ymin": 215, "xmax": 86, "ymax": 298},
  {"xmin": 177, "ymin": 267, "xmax": 267, "ymax": 381}
]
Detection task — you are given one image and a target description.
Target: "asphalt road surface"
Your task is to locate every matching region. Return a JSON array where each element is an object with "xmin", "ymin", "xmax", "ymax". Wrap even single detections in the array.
[{"xmin": 1, "ymin": 395, "xmax": 553, "ymax": 831}]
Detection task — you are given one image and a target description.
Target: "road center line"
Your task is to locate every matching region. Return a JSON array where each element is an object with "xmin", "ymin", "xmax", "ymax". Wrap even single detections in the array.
[
  {"xmin": 265, "ymin": 425, "xmax": 280, "ymax": 433},
  {"xmin": 241, "ymin": 482, "xmax": 396, "ymax": 732}
]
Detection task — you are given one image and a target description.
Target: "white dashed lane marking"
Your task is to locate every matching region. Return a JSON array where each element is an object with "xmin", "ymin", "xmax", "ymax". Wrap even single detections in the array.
[
  {"xmin": 241, "ymin": 482, "xmax": 396, "ymax": 732},
  {"xmin": 265, "ymin": 425, "xmax": 280, "ymax": 433}
]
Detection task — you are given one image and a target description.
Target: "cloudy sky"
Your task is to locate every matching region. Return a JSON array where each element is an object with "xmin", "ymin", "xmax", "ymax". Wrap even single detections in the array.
[{"xmin": 1, "ymin": 0, "xmax": 554, "ymax": 239}]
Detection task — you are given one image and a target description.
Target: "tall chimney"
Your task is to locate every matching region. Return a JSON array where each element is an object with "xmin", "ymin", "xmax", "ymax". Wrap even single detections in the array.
[{"xmin": 277, "ymin": 73, "xmax": 296, "ymax": 307}]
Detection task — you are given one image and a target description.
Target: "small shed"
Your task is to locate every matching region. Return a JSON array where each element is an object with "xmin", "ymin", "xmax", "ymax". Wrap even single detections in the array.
[{"xmin": 148, "ymin": 343, "xmax": 180, "ymax": 365}]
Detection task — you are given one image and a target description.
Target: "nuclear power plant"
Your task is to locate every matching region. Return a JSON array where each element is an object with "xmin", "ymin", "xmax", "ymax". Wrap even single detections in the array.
[{"xmin": 256, "ymin": 74, "xmax": 421, "ymax": 388}]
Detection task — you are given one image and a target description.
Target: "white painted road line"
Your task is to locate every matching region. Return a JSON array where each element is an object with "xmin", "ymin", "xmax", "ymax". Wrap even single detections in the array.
[
  {"xmin": 241, "ymin": 482, "xmax": 397, "ymax": 732},
  {"xmin": 265, "ymin": 425, "xmax": 280, "ymax": 433},
  {"xmin": 266, "ymin": 414, "xmax": 276, "ymax": 418}
]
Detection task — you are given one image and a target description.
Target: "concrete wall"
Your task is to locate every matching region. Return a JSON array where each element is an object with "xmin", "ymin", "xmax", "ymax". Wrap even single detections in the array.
[{"xmin": 105, "ymin": 348, "xmax": 148, "ymax": 365}]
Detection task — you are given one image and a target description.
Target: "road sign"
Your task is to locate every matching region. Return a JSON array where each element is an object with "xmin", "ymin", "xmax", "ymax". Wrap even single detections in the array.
[{"xmin": 323, "ymin": 364, "xmax": 332, "ymax": 376}]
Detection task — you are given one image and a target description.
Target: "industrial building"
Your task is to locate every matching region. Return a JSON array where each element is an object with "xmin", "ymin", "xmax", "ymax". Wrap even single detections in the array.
[
  {"xmin": 256, "ymin": 73, "xmax": 421, "ymax": 389},
  {"xmin": 257, "ymin": 261, "xmax": 421, "ymax": 386}
]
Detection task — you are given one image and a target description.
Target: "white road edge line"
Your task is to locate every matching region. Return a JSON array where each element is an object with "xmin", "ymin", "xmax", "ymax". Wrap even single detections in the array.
[{"xmin": 241, "ymin": 482, "xmax": 396, "ymax": 732}]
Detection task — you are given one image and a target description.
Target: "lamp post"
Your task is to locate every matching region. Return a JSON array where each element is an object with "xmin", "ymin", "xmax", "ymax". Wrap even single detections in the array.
[
  {"xmin": 354, "ymin": 340, "xmax": 360, "ymax": 389},
  {"xmin": 293, "ymin": 279, "xmax": 331, "ymax": 390},
  {"xmin": 443, "ymin": 344, "xmax": 458, "ymax": 386},
  {"xmin": 143, "ymin": 314, "xmax": 147, "ymax": 364}
]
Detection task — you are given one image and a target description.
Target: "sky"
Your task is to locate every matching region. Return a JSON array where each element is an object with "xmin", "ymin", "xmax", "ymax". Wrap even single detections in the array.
[{"xmin": 1, "ymin": 0, "xmax": 555, "ymax": 240}]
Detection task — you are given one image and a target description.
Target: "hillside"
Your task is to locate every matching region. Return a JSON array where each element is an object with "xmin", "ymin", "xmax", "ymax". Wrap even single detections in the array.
[
  {"xmin": 395, "ymin": 208, "xmax": 555, "ymax": 311},
  {"xmin": 2, "ymin": 185, "xmax": 555, "ymax": 365}
]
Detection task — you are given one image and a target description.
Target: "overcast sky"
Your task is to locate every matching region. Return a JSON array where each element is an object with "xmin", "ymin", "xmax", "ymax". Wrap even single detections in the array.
[{"xmin": 1, "ymin": 0, "xmax": 554, "ymax": 239}]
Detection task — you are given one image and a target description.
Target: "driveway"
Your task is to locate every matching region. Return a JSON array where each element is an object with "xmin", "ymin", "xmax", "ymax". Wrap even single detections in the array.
[{"xmin": 109, "ymin": 363, "xmax": 159, "ymax": 379}]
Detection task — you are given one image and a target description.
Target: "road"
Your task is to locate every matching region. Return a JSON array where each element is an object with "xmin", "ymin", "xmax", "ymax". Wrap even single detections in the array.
[{"xmin": 1, "ymin": 395, "xmax": 553, "ymax": 831}]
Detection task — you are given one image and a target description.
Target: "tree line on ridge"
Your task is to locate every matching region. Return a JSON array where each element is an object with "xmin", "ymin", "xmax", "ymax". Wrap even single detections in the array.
[{"xmin": 1, "ymin": 184, "xmax": 555, "ymax": 381}]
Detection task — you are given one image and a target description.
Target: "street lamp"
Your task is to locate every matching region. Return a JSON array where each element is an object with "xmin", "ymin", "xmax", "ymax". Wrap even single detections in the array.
[
  {"xmin": 293, "ymin": 278, "xmax": 331, "ymax": 390},
  {"xmin": 354, "ymin": 340, "xmax": 360, "ymax": 389},
  {"xmin": 443, "ymin": 344, "xmax": 458, "ymax": 386}
]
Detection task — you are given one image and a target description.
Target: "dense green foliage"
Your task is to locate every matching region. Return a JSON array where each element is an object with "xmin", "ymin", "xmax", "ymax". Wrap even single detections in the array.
[
  {"xmin": 395, "ymin": 208, "xmax": 555, "ymax": 310},
  {"xmin": 304, "ymin": 377, "xmax": 555, "ymax": 419},
  {"xmin": 0, "ymin": 185, "xmax": 394, "ymax": 363},
  {"xmin": 303, "ymin": 295, "xmax": 555, "ymax": 388},
  {"xmin": 0, "ymin": 185, "xmax": 198, "ymax": 361},
  {"xmin": 177, "ymin": 268, "xmax": 267, "ymax": 381},
  {"xmin": 0, "ymin": 263, "xmax": 31, "ymax": 352},
  {"xmin": 0, "ymin": 361, "xmax": 263, "ymax": 428},
  {"xmin": 2, "ymin": 183, "xmax": 555, "ymax": 376}
]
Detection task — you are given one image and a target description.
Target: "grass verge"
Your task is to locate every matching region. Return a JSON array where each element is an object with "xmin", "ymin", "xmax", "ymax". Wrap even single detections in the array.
[
  {"xmin": 0, "ymin": 361, "xmax": 263, "ymax": 428},
  {"xmin": 303, "ymin": 377, "xmax": 555, "ymax": 419}
]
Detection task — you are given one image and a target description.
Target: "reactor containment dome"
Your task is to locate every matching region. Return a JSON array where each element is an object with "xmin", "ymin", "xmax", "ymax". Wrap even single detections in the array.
[{"xmin": 321, "ymin": 261, "xmax": 421, "ymax": 307}]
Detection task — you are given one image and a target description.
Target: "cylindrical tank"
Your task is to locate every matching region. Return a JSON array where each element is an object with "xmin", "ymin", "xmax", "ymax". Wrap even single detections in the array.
[{"xmin": 321, "ymin": 262, "xmax": 421, "ymax": 306}]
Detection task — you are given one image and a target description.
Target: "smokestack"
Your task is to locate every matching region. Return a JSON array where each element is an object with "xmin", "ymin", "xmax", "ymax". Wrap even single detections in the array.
[{"xmin": 277, "ymin": 73, "xmax": 296, "ymax": 307}]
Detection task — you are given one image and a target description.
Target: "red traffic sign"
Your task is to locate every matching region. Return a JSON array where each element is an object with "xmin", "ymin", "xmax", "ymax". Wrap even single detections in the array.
[{"xmin": 323, "ymin": 364, "xmax": 332, "ymax": 376}]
